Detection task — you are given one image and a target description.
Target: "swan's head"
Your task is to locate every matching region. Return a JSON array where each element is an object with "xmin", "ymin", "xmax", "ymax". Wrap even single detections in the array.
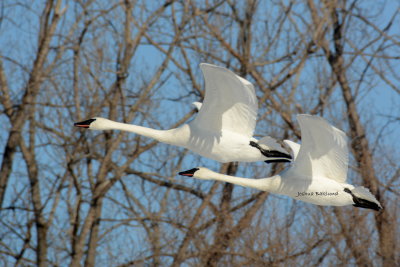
[
  {"xmin": 178, "ymin": 167, "xmax": 213, "ymax": 180},
  {"xmin": 74, "ymin": 117, "xmax": 113, "ymax": 130}
]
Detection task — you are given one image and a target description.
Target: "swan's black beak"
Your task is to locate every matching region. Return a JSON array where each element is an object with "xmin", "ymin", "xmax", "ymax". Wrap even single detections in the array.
[
  {"xmin": 178, "ymin": 168, "xmax": 199, "ymax": 177},
  {"xmin": 74, "ymin": 118, "xmax": 96, "ymax": 128}
]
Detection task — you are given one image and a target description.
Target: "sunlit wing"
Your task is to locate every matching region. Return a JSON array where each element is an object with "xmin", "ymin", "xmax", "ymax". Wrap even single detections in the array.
[
  {"xmin": 192, "ymin": 63, "xmax": 258, "ymax": 138},
  {"xmin": 289, "ymin": 114, "xmax": 349, "ymax": 183}
]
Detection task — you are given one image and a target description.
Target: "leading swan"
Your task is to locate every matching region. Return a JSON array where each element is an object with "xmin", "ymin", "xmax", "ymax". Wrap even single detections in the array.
[
  {"xmin": 179, "ymin": 115, "xmax": 382, "ymax": 211},
  {"xmin": 74, "ymin": 63, "xmax": 291, "ymax": 163}
]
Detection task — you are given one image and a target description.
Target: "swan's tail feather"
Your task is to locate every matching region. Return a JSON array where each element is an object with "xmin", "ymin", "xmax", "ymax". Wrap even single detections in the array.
[{"xmin": 348, "ymin": 187, "xmax": 382, "ymax": 211}]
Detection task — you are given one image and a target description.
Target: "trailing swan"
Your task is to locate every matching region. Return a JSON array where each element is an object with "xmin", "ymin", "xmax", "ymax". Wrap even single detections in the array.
[
  {"xmin": 74, "ymin": 63, "xmax": 291, "ymax": 163},
  {"xmin": 179, "ymin": 114, "xmax": 382, "ymax": 211}
]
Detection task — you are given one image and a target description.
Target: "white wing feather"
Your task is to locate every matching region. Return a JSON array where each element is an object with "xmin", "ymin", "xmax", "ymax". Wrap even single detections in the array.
[
  {"xmin": 192, "ymin": 63, "xmax": 258, "ymax": 138},
  {"xmin": 289, "ymin": 114, "xmax": 349, "ymax": 183}
]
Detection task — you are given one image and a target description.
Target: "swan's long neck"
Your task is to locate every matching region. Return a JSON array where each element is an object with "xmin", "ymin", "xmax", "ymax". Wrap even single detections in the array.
[
  {"xmin": 103, "ymin": 120, "xmax": 188, "ymax": 144},
  {"xmin": 203, "ymin": 170, "xmax": 282, "ymax": 192}
]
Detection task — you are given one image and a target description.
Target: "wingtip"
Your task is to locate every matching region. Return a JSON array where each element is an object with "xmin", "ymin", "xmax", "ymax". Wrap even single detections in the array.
[
  {"xmin": 296, "ymin": 114, "xmax": 321, "ymax": 121},
  {"xmin": 297, "ymin": 114, "xmax": 348, "ymax": 139},
  {"xmin": 297, "ymin": 114, "xmax": 332, "ymax": 130},
  {"xmin": 296, "ymin": 114, "xmax": 334, "ymax": 126},
  {"xmin": 200, "ymin": 63, "xmax": 236, "ymax": 73},
  {"xmin": 199, "ymin": 62, "xmax": 212, "ymax": 68}
]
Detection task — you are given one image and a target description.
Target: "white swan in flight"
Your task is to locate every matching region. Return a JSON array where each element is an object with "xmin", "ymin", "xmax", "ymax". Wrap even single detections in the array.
[
  {"xmin": 74, "ymin": 63, "xmax": 291, "ymax": 163},
  {"xmin": 179, "ymin": 114, "xmax": 382, "ymax": 211}
]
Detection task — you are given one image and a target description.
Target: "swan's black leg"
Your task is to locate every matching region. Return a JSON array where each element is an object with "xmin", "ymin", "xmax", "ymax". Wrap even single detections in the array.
[
  {"xmin": 249, "ymin": 141, "xmax": 292, "ymax": 163},
  {"xmin": 344, "ymin": 188, "xmax": 382, "ymax": 211},
  {"xmin": 265, "ymin": 159, "xmax": 292, "ymax": 164}
]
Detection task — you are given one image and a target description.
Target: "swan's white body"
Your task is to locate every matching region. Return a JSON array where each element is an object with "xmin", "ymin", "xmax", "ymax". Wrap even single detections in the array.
[
  {"xmin": 75, "ymin": 63, "xmax": 291, "ymax": 163},
  {"xmin": 179, "ymin": 115, "xmax": 382, "ymax": 210}
]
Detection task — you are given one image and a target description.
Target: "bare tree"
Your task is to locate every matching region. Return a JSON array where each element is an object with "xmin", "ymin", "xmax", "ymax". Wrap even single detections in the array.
[{"xmin": 0, "ymin": 0, "xmax": 398, "ymax": 266}]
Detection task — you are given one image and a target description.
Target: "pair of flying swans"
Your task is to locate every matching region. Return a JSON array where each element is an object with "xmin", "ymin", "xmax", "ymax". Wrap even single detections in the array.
[
  {"xmin": 75, "ymin": 63, "xmax": 382, "ymax": 211},
  {"xmin": 180, "ymin": 114, "xmax": 382, "ymax": 211},
  {"xmin": 74, "ymin": 63, "xmax": 292, "ymax": 163}
]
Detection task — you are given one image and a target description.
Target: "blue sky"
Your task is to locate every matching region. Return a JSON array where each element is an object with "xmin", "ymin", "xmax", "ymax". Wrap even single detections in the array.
[{"xmin": 0, "ymin": 0, "xmax": 398, "ymax": 265}]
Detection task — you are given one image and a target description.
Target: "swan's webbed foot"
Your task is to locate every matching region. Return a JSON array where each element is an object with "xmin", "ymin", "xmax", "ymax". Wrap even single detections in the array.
[{"xmin": 249, "ymin": 141, "xmax": 292, "ymax": 163}]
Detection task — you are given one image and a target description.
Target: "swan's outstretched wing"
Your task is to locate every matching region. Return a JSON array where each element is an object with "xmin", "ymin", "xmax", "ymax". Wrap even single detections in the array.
[
  {"xmin": 192, "ymin": 63, "xmax": 257, "ymax": 138},
  {"xmin": 289, "ymin": 115, "xmax": 349, "ymax": 183}
]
